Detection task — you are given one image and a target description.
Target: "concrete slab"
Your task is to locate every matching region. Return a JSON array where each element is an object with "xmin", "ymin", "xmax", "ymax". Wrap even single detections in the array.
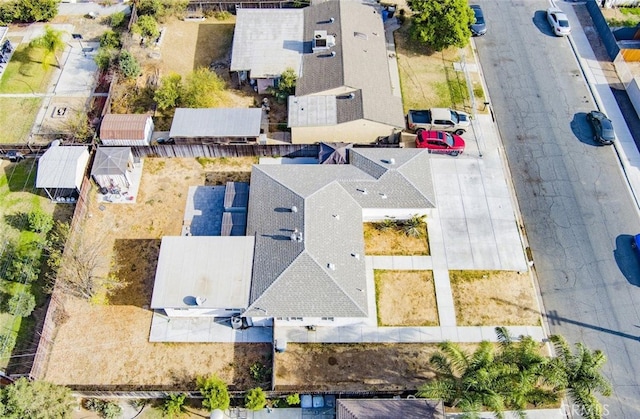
[
  {"xmin": 390, "ymin": 255, "xmax": 413, "ymax": 269},
  {"xmin": 411, "ymin": 256, "xmax": 432, "ymax": 270}
]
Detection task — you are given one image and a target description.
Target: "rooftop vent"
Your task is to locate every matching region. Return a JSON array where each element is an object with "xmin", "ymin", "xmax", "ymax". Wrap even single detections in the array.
[
  {"xmin": 379, "ymin": 193, "xmax": 387, "ymax": 199},
  {"xmin": 313, "ymin": 30, "xmax": 336, "ymax": 52},
  {"xmin": 357, "ymin": 188, "xmax": 368, "ymax": 195},
  {"xmin": 291, "ymin": 205, "xmax": 298, "ymax": 213},
  {"xmin": 351, "ymin": 252, "xmax": 360, "ymax": 260},
  {"xmin": 333, "ymin": 214, "xmax": 340, "ymax": 220},
  {"xmin": 195, "ymin": 296, "xmax": 207, "ymax": 306},
  {"xmin": 290, "ymin": 228, "xmax": 303, "ymax": 242},
  {"xmin": 327, "ymin": 263, "xmax": 336, "ymax": 270}
]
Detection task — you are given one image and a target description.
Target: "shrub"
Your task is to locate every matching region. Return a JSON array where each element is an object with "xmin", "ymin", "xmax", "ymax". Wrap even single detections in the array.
[
  {"xmin": 7, "ymin": 292, "xmax": 36, "ymax": 317},
  {"xmin": 84, "ymin": 399, "xmax": 122, "ymax": 419},
  {"xmin": 27, "ymin": 210, "xmax": 54, "ymax": 234},
  {"xmin": 285, "ymin": 393, "xmax": 300, "ymax": 406},
  {"xmin": 245, "ymin": 388, "xmax": 267, "ymax": 411},
  {"xmin": 133, "ymin": 14, "xmax": 160, "ymax": 40},
  {"xmin": 94, "ymin": 48, "xmax": 117, "ymax": 71},
  {"xmin": 13, "ymin": 0, "xmax": 59, "ymax": 23},
  {"xmin": 249, "ymin": 362, "xmax": 269, "ymax": 382},
  {"xmin": 402, "ymin": 214, "xmax": 426, "ymax": 238},
  {"xmin": 118, "ymin": 51, "xmax": 141, "ymax": 79},
  {"xmin": 163, "ymin": 393, "xmax": 187, "ymax": 417},
  {"xmin": 109, "ymin": 11, "xmax": 126, "ymax": 28},
  {"xmin": 197, "ymin": 375, "xmax": 230, "ymax": 411},
  {"xmin": 100, "ymin": 30, "xmax": 121, "ymax": 49}
]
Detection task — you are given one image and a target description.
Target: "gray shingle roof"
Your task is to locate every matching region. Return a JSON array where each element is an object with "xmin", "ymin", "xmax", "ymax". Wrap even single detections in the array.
[{"xmin": 244, "ymin": 149, "xmax": 435, "ymax": 318}]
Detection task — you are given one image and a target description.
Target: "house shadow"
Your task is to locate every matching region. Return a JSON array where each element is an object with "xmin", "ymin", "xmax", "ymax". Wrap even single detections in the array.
[
  {"xmin": 614, "ymin": 234, "xmax": 640, "ymax": 286},
  {"xmin": 570, "ymin": 112, "xmax": 599, "ymax": 146},
  {"xmin": 108, "ymin": 239, "xmax": 161, "ymax": 307},
  {"xmin": 188, "ymin": 185, "xmax": 225, "ymax": 236},
  {"xmin": 532, "ymin": 10, "xmax": 556, "ymax": 37}
]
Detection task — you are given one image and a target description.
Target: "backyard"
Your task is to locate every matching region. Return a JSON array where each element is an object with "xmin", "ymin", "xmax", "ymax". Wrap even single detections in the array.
[{"xmin": 40, "ymin": 157, "xmax": 271, "ymax": 389}]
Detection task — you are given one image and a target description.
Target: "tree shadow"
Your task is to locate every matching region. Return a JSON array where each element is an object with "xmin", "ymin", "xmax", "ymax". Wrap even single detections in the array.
[
  {"xmin": 2, "ymin": 159, "xmax": 38, "ymax": 192},
  {"xmin": 108, "ymin": 239, "xmax": 161, "ymax": 306},
  {"xmin": 3, "ymin": 212, "xmax": 29, "ymax": 230}
]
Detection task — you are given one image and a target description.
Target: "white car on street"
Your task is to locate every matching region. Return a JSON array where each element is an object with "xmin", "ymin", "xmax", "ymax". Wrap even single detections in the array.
[{"xmin": 547, "ymin": 7, "xmax": 571, "ymax": 36}]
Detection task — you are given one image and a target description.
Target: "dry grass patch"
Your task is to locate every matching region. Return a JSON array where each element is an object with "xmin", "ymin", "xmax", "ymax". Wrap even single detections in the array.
[
  {"xmin": 450, "ymin": 270, "xmax": 541, "ymax": 326},
  {"xmin": 375, "ymin": 270, "xmax": 438, "ymax": 326},
  {"xmin": 363, "ymin": 221, "xmax": 429, "ymax": 255},
  {"xmin": 42, "ymin": 157, "xmax": 263, "ymax": 388},
  {"xmin": 394, "ymin": 23, "xmax": 485, "ymax": 113},
  {"xmin": 274, "ymin": 342, "xmax": 478, "ymax": 392}
]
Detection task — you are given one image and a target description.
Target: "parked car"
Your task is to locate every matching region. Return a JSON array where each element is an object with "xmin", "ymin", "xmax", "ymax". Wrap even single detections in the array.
[
  {"xmin": 407, "ymin": 108, "xmax": 470, "ymax": 135},
  {"xmin": 470, "ymin": 5, "xmax": 487, "ymax": 36},
  {"xmin": 631, "ymin": 234, "xmax": 640, "ymax": 258},
  {"xmin": 5, "ymin": 150, "xmax": 24, "ymax": 162},
  {"xmin": 586, "ymin": 110, "xmax": 615, "ymax": 145},
  {"xmin": 547, "ymin": 8, "xmax": 571, "ymax": 37},
  {"xmin": 415, "ymin": 130, "xmax": 465, "ymax": 156}
]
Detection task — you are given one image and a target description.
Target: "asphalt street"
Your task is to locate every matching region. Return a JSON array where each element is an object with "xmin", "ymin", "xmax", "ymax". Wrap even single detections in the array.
[{"xmin": 473, "ymin": 0, "xmax": 640, "ymax": 417}]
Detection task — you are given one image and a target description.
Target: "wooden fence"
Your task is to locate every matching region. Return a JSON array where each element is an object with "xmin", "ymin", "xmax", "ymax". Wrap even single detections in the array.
[{"xmin": 130, "ymin": 143, "xmax": 319, "ymax": 158}]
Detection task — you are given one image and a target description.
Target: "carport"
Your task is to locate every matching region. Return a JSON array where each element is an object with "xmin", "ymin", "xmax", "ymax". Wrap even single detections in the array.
[{"xmin": 36, "ymin": 146, "xmax": 90, "ymax": 202}]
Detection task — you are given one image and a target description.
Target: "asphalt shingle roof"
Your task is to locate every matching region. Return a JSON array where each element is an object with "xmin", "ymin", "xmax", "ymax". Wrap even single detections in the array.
[{"xmin": 244, "ymin": 149, "xmax": 435, "ymax": 318}]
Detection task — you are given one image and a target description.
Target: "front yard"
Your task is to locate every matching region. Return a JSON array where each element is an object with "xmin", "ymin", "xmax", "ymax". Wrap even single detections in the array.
[{"xmin": 375, "ymin": 270, "xmax": 438, "ymax": 326}]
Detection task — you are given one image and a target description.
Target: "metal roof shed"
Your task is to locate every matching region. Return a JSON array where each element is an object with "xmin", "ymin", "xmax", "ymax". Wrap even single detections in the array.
[
  {"xmin": 91, "ymin": 147, "xmax": 133, "ymax": 191},
  {"xmin": 36, "ymin": 146, "xmax": 90, "ymax": 202},
  {"xmin": 169, "ymin": 108, "xmax": 263, "ymax": 143},
  {"xmin": 100, "ymin": 114, "xmax": 154, "ymax": 145},
  {"xmin": 151, "ymin": 236, "xmax": 255, "ymax": 317}
]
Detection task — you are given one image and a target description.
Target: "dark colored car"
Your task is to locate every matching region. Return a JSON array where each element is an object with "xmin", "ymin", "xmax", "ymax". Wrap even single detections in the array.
[
  {"xmin": 587, "ymin": 110, "xmax": 615, "ymax": 145},
  {"xmin": 5, "ymin": 150, "xmax": 24, "ymax": 162},
  {"xmin": 631, "ymin": 234, "xmax": 640, "ymax": 258},
  {"xmin": 415, "ymin": 130, "xmax": 465, "ymax": 156},
  {"xmin": 470, "ymin": 5, "xmax": 487, "ymax": 36}
]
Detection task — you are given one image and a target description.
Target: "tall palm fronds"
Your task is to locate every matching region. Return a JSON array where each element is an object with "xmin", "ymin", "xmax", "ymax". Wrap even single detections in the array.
[
  {"xmin": 29, "ymin": 25, "xmax": 66, "ymax": 68},
  {"xmin": 549, "ymin": 335, "xmax": 612, "ymax": 419}
]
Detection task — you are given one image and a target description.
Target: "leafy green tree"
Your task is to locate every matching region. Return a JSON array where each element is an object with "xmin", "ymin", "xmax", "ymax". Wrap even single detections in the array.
[
  {"xmin": 268, "ymin": 68, "xmax": 296, "ymax": 104},
  {"xmin": 3, "ymin": 242, "xmax": 41, "ymax": 284},
  {"xmin": 154, "ymin": 73, "xmax": 182, "ymax": 110},
  {"xmin": 27, "ymin": 210, "xmax": 54, "ymax": 234},
  {"xmin": 133, "ymin": 14, "xmax": 160, "ymax": 40},
  {"xmin": 0, "ymin": 378, "xmax": 75, "ymax": 419},
  {"xmin": 137, "ymin": 0, "xmax": 165, "ymax": 17},
  {"xmin": 109, "ymin": 11, "xmax": 126, "ymax": 28},
  {"xmin": 197, "ymin": 375, "xmax": 230, "ymax": 411},
  {"xmin": 0, "ymin": 2, "xmax": 16, "ymax": 25},
  {"xmin": 100, "ymin": 30, "xmax": 121, "ymax": 49},
  {"xmin": 29, "ymin": 25, "xmax": 65, "ymax": 68},
  {"xmin": 118, "ymin": 51, "xmax": 141, "ymax": 79},
  {"xmin": 163, "ymin": 393, "xmax": 187, "ymax": 418},
  {"xmin": 549, "ymin": 335, "xmax": 612, "ymax": 419},
  {"xmin": 13, "ymin": 0, "xmax": 59, "ymax": 22},
  {"xmin": 7, "ymin": 292, "xmax": 36, "ymax": 317},
  {"xmin": 181, "ymin": 68, "xmax": 225, "ymax": 108},
  {"xmin": 407, "ymin": 0, "xmax": 474, "ymax": 51}
]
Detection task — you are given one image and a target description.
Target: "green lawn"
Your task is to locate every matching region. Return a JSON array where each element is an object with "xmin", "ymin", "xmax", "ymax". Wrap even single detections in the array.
[
  {"xmin": 0, "ymin": 97, "xmax": 42, "ymax": 143},
  {"xmin": 0, "ymin": 44, "xmax": 55, "ymax": 94}
]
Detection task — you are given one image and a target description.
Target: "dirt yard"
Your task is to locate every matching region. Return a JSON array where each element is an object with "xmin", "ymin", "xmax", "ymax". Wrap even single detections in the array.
[
  {"xmin": 375, "ymin": 270, "xmax": 438, "ymax": 326},
  {"xmin": 42, "ymin": 157, "xmax": 269, "ymax": 389},
  {"xmin": 363, "ymin": 222, "xmax": 429, "ymax": 255},
  {"xmin": 449, "ymin": 271, "xmax": 541, "ymax": 326}
]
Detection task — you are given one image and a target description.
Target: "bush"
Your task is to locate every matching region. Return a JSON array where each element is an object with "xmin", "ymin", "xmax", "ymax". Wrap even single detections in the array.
[
  {"xmin": 249, "ymin": 361, "xmax": 269, "ymax": 382},
  {"xmin": 95, "ymin": 48, "xmax": 117, "ymax": 71},
  {"xmin": 109, "ymin": 11, "xmax": 126, "ymax": 28},
  {"xmin": 197, "ymin": 375, "xmax": 230, "ymax": 411},
  {"xmin": 0, "ymin": 333, "xmax": 16, "ymax": 357},
  {"xmin": 163, "ymin": 393, "xmax": 187, "ymax": 417},
  {"xmin": 285, "ymin": 393, "xmax": 300, "ymax": 406},
  {"xmin": 13, "ymin": 0, "xmax": 59, "ymax": 23},
  {"xmin": 245, "ymin": 388, "xmax": 267, "ymax": 411},
  {"xmin": 7, "ymin": 292, "xmax": 36, "ymax": 317},
  {"xmin": 118, "ymin": 51, "xmax": 141, "ymax": 79},
  {"xmin": 133, "ymin": 14, "xmax": 160, "ymax": 40},
  {"xmin": 100, "ymin": 30, "xmax": 121, "ymax": 49},
  {"xmin": 27, "ymin": 210, "xmax": 54, "ymax": 234},
  {"xmin": 84, "ymin": 399, "xmax": 122, "ymax": 419}
]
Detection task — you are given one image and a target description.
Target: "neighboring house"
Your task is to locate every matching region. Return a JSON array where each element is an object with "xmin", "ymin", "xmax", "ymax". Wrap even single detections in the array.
[
  {"xmin": 90, "ymin": 147, "xmax": 134, "ymax": 193},
  {"xmin": 100, "ymin": 114, "xmax": 154, "ymax": 146},
  {"xmin": 230, "ymin": 1, "xmax": 404, "ymax": 144},
  {"xmin": 336, "ymin": 398, "xmax": 445, "ymax": 419},
  {"xmin": 169, "ymin": 108, "xmax": 265, "ymax": 144},
  {"xmin": 35, "ymin": 145, "xmax": 90, "ymax": 202},
  {"xmin": 150, "ymin": 149, "xmax": 435, "ymax": 327}
]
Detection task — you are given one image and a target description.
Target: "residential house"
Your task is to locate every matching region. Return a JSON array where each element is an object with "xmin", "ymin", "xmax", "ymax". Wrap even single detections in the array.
[
  {"xmin": 100, "ymin": 114, "xmax": 154, "ymax": 146},
  {"xmin": 150, "ymin": 148, "xmax": 435, "ymax": 328},
  {"xmin": 230, "ymin": 1, "xmax": 404, "ymax": 144}
]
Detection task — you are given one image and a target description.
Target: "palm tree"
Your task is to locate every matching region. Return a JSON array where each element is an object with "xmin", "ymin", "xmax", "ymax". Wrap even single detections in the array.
[
  {"xmin": 29, "ymin": 25, "xmax": 66, "ymax": 68},
  {"xmin": 418, "ymin": 340, "xmax": 508, "ymax": 419},
  {"xmin": 549, "ymin": 335, "xmax": 612, "ymax": 419}
]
